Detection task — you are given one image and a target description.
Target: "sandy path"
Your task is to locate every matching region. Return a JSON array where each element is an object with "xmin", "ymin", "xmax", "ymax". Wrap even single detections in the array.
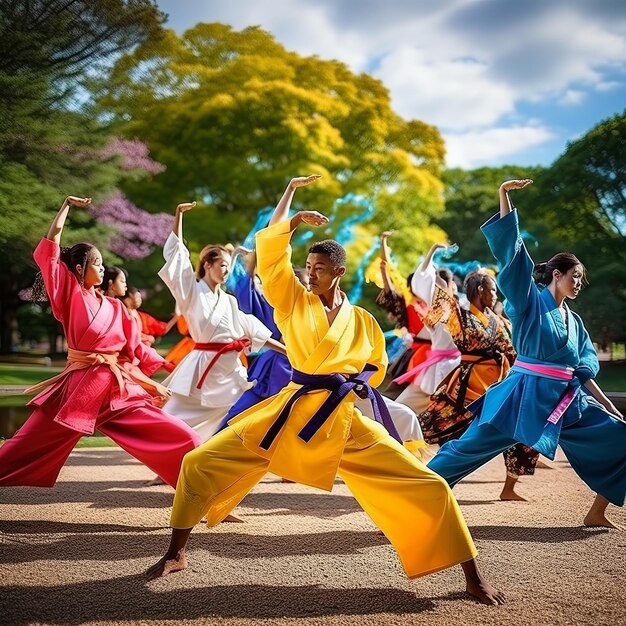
[{"xmin": 1, "ymin": 446, "xmax": 624, "ymax": 626}]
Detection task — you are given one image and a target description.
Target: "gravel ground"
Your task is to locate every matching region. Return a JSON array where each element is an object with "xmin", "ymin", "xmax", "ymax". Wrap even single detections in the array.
[{"xmin": 0, "ymin": 446, "xmax": 624, "ymax": 626}]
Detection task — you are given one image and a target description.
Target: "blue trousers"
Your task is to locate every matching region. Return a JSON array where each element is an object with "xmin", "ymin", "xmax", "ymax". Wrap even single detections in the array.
[{"xmin": 428, "ymin": 400, "xmax": 626, "ymax": 506}]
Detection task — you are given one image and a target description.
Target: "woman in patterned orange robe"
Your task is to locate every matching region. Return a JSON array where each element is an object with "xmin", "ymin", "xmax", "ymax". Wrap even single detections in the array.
[{"xmin": 419, "ymin": 270, "xmax": 539, "ymax": 501}]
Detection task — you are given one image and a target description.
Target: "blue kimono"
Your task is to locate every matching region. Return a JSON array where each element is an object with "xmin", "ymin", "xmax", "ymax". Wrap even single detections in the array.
[
  {"xmin": 218, "ymin": 269, "xmax": 292, "ymax": 429},
  {"xmin": 429, "ymin": 209, "xmax": 626, "ymax": 506}
]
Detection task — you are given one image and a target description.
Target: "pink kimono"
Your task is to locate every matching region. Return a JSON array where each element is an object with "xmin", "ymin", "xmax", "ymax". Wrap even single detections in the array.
[{"xmin": 0, "ymin": 238, "xmax": 200, "ymax": 488}]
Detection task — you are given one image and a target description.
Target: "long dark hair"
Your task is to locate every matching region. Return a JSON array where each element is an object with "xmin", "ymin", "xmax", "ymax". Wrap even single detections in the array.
[
  {"xmin": 31, "ymin": 242, "xmax": 99, "ymax": 301},
  {"xmin": 533, "ymin": 253, "xmax": 588, "ymax": 286}
]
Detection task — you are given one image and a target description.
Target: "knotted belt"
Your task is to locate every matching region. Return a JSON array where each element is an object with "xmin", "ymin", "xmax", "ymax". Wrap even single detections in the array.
[
  {"xmin": 451, "ymin": 350, "xmax": 505, "ymax": 412},
  {"xmin": 24, "ymin": 348, "xmax": 164, "ymax": 398},
  {"xmin": 259, "ymin": 364, "xmax": 402, "ymax": 450},
  {"xmin": 511, "ymin": 357, "xmax": 575, "ymax": 425},
  {"xmin": 195, "ymin": 338, "xmax": 251, "ymax": 389}
]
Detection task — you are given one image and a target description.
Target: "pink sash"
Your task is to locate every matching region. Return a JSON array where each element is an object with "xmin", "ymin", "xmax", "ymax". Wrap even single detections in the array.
[
  {"xmin": 512, "ymin": 359, "xmax": 575, "ymax": 424},
  {"xmin": 393, "ymin": 348, "xmax": 461, "ymax": 385}
]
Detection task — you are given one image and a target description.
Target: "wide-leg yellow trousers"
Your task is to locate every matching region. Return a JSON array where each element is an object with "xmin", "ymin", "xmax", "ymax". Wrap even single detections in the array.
[{"xmin": 171, "ymin": 411, "xmax": 477, "ymax": 579}]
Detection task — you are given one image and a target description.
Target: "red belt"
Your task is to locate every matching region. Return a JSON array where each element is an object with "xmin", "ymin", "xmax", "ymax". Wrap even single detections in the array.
[{"xmin": 194, "ymin": 338, "xmax": 251, "ymax": 389}]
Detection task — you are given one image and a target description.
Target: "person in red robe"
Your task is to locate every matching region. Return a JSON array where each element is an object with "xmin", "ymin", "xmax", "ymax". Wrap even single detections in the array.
[{"xmin": 0, "ymin": 196, "xmax": 200, "ymax": 489}]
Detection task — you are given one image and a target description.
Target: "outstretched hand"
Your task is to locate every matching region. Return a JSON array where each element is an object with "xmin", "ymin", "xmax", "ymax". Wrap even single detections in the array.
[
  {"xmin": 65, "ymin": 196, "xmax": 91, "ymax": 208},
  {"xmin": 501, "ymin": 179, "xmax": 533, "ymax": 192},
  {"xmin": 176, "ymin": 201, "xmax": 196, "ymax": 213},
  {"xmin": 289, "ymin": 175, "xmax": 322, "ymax": 190},
  {"xmin": 297, "ymin": 210, "xmax": 328, "ymax": 227},
  {"xmin": 381, "ymin": 230, "xmax": 394, "ymax": 240}
]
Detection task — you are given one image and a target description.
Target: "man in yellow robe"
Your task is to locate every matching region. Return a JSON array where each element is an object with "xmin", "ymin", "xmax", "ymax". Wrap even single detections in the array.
[{"xmin": 147, "ymin": 177, "xmax": 504, "ymax": 606}]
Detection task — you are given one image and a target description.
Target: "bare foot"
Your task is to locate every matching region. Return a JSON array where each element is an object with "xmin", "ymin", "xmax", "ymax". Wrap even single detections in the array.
[
  {"xmin": 222, "ymin": 514, "xmax": 244, "ymax": 523},
  {"xmin": 145, "ymin": 475, "xmax": 166, "ymax": 487},
  {"xmin": 499, "ymin": 489, "xmax": 528, "ymax": 502},
  {"xmin": 466, "ymin": 578, "xmax": 506, "ymax": 606},
  {"xmin": 145, "ymin": 549, "xmax": 188, "ymax": 580},
  {"xmin": 583, "ymin": 511, "xmax": 621, "ymax": 529}
]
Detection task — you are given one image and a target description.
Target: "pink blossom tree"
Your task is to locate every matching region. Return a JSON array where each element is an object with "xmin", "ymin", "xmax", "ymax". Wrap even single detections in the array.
[{"xmin": 92, "ymin": 138, "xmax": 170, "ymax": 260}]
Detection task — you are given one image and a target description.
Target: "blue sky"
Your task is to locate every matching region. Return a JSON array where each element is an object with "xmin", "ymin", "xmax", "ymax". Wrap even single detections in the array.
[{"xmin": 156, "ymin": 0, "xmax": 626, "ymax": 169}]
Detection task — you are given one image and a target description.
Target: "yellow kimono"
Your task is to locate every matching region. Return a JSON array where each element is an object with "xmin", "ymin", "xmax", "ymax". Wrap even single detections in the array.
[{"xmin": 171, "ymin": 221, "xmax": 477, "ymax": 578}]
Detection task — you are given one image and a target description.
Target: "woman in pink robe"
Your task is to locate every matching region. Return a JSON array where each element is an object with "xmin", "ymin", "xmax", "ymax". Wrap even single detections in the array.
[{"xmin": 0, "ymin": 196, "xmax": 201, "ymax": 489}]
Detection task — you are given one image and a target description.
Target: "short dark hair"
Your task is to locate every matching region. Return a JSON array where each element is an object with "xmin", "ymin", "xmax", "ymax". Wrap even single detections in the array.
[
  {"xmin": 308, "ymin": 240, "xmax": 346, "ymax": 267},
  {"xmin": 463, "ymin": 271, "xmax": 494, "ymax": 302}
]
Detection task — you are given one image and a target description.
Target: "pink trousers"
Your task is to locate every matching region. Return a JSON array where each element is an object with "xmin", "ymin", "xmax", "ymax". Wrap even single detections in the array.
[{"xmin": 0, "ymin": 401, "xmax": 200, "ymax": 488}]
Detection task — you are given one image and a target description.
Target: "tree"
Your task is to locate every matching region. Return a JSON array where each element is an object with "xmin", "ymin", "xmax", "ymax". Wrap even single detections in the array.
[
  {"xmin": 95, "ymin": 23, "xmax": 448, "ymax": 279},
  {"xmin": 439, "ymin": 165, "xmax": 547, "ymax": 265},
  {"xmin": 0, "ymin": 1, "xmax": 166, "ymax": 352},
  {"xmin": 531, "ymin": 112, "xmax": 626, "ymax": 344}
]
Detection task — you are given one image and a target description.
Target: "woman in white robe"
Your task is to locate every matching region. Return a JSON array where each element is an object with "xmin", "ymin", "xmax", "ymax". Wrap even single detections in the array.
[
  {"xmin": 158, "ymin": 202, "xmax": 280, "ymax": 441},
  {"xmin": 395, "ymin": 243, "xmax": 461, "ymax": 415}
]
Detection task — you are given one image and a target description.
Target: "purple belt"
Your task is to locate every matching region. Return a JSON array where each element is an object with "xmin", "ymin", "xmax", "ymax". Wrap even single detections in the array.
[{"xmin": 259, "ymin": 364, "xmax": 402, "ymax": 450}]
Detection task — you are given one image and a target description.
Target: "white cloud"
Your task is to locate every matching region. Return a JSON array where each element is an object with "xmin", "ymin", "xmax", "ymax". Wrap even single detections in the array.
[
  {"xmin": 376, "ymin": 47, "xmax": 515, "ymax": 129},
  {"xmin": 158, "ymin": 0, "xmax": 626, "ymax": 165},
  {"xmin": 596, "ymin": 80, "xmax": 621, "ymax": 92},
  {"xmin": 444, "ymin": 125, "xmax": 556, "ymax": 169},
  {"xmin": 558, "ymin": 90, "xmax": 586, "ymax": 106}
]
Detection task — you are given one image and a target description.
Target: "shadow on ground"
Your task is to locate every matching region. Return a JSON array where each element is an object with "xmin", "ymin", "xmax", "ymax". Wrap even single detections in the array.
[
  {"xmin": 0, "ymin": 525, "xmax": 387, "ymax": 564},
  {"xmin": 0, "ymin": 575, "xmax": 468, "ymax": 624}
]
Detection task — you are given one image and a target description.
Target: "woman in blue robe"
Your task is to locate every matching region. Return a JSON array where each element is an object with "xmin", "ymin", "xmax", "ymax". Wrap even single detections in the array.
[{"xmin": 428, "ymin": 178, "xmax": 625, "ymax": 528}]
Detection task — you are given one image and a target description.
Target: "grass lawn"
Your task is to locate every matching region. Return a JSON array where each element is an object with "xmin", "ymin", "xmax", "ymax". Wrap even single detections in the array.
[
  {"xmin": 0, "ymin": 364, "xmax": 64, "ymax": 385},
  {"xmin": 0, "ymin": 363, "xmax": 167, "ymax": 385},
  {"xmin": 595, "ymin": 361, "xmax": 626, "ymax": 392}
]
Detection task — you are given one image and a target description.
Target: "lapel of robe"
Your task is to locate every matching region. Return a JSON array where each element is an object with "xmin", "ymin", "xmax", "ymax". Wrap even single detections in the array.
[
  {"xmin": 301, "ymin": 295, "xmax": 354, "ymax": 373},
  {"xmin": 81, "ymin": 293, "xmax": 115, "ymax": 351},
  {"xmin": 200, "ymin": 285, "xmax": 229, "ymax": 340},
  {"xmin": 542, "ymin": 288, "xmax": 568, "ymax": 347}
]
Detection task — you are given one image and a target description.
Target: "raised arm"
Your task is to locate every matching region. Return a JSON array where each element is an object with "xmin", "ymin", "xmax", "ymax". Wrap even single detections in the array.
[
  {"xmin": 46, "ymin": 196, "xmax": 91, "ymax": 244},
  {"xmin": 268, "ymin": 175, "xmax": 321, "ymax": 227},
  {"xmin": 255, "ymin": 176, "xmax": 325, "ymax": 320},
  {"xmin": 379, "ymin": 231, "xmax": 394, "ymax": 292},
  {"xmin": 499, "ymin": 179, "xmax": 532, "ymax": 219},
  {"xmin": 481, "ymin": 179, "xmax": 536, "ymax": 318},
  {"xmin": 172, "ymin": 201, "xmax": 196, "ymax": 240},
  {"xmin": 418, "ymin": 242, "xmax": 447, "ymax": 274},
  {"xmin": 158, "ymin": 201, "xmax": 198, "ymax": 308}
]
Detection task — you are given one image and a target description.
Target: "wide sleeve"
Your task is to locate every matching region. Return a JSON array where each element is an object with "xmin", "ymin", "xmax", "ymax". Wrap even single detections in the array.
[
  {"xmin": 119, "ymin": 301, "xmax": 165, "ymax": 376},
  {"xmin": 422, "ymin": 286, "xmax": 456, "ymax": 328},
  {"xmin": 410, "ymin": 262, "xmax": 436, "ymax": 305},
  {"xmin": 230, "ymin": 268, "xmax": 256, "ymax": 315},
  {"xmin": 367, "ymin": 314, "xmax": 389, "ymax": 389},
  {"xmin": 33, "ymin": 237, "xmax": 74, "ymax": 322},
  {"xmin": 138, "ymin": 311, "xmax": 168, "ymax": 337},
  {"xmin": 157, "ymin": 232, "xmax": 197, "ymax": 311},
  {"xmin": 572, "ymin": 312, "xmax": 599, "ymax": 384},
  {"xmin": 375, "ymin": 288, "xmax": 407, "ymax": 327},
  {"xmin": 255, "ymin": 221, "xmax": 307, "ymax": 322},
  {"xmin": 481, "ymin": 210, "xmax": 536, "ymax": 318},
  {"xmin": 235, "ymin": 305, "xmax": 273, "ymax": 353}
]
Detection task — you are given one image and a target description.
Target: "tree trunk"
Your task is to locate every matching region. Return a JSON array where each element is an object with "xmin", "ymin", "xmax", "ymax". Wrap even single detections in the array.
[{"xmin": 0, "ymin": 300, "xmax": 18, "ymax": 354}]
